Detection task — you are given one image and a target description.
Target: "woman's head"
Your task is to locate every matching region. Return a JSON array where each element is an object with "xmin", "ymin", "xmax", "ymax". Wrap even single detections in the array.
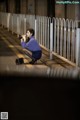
[{"xmin": 26, "ymin": 28, "xmax": 35, "ymax": 38}]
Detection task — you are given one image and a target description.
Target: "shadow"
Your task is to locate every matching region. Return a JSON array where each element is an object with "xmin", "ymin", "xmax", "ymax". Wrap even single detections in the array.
[
  {"xmin": 0, "ymin": 38, "xmax": 16, "ymax": 56},
  {"xmin": 23, "ymin": 62, "xmax": 44, "ymax": 65}
]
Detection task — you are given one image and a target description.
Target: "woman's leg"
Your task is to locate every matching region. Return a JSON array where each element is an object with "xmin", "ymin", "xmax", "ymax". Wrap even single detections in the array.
[{"xmin": 23, "ymin": 49, "xmax": 35, "ymax": 60}]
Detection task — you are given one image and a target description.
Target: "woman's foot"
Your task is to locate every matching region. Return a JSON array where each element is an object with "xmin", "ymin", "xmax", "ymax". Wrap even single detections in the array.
[{"xmin": 29, "ymin": 59, "xmax": 37, "ymax": 64}]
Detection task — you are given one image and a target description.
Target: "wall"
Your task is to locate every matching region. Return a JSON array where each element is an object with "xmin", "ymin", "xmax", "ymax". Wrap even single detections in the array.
[
  {"xmin": 0, "ymin": 0, "xmax": 80, "ymax": 20},
  {"xmin": 21, "ymin": 0, "xmax": 28, "ymax": 14},
  {"xmin": 75, "ymin": 4, "xmax": 80, "ymax": 20},
  {"xmin": 8, "ymin": 0, "xmax": 15, "ymax": 13},
  {"xmin": 0, "ymin": 1, "xmax": 6, "ymax": 12},
  {"xmin": 27, "ymin": 0, "xmax": 35, "ymax": 14},
  {"xmin": 36, "ymin": 0, "xmax": 47, "ymax": 16},
  {"xmin": 66, "ymin": 4, "xmax": 75, "ymax": 20},
  {"xmin": 55, "ymin": 4, "xmax": 65, "ymax": 18}
]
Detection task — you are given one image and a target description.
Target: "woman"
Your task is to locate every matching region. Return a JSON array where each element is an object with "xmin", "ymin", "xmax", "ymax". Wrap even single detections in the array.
[{"xmin": 21, "ymin": 28, "xmax": 42, "ymax": 64}]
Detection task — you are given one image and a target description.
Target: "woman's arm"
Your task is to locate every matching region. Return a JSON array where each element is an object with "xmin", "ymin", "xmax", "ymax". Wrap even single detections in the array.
[{"xmin": 20, "ymin": 35, "xmax": 27, "ymax": 48}]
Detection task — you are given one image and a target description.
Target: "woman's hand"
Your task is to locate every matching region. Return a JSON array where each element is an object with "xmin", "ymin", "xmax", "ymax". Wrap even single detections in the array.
[
  {"xmin": 21, "ymin": 38, "xmax": 24, "ymax": 42},
  {"xmin": 22, "ymin": 35, "xmax": 26, "ymax": 42}
]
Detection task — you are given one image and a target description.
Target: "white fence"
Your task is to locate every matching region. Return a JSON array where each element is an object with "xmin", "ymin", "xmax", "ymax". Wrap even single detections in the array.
[{"xmin": 0, "ymin": 12, "xmax": 80, "ymax": 67}]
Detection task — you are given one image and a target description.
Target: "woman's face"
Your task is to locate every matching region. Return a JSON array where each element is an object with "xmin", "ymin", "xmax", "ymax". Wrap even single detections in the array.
[{"xmin": 26, "ymin": 30, "xmax": 32, "ymax": 38}]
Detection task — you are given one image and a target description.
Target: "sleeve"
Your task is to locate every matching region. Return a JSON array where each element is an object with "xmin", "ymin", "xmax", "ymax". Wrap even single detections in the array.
[
  {"xmin": 21, "ymin": 42, "xmax": 27, "ymax": 48},
  {"xmin": 21, "ymin": 40, "xmax": 32, "ymax": 49}
]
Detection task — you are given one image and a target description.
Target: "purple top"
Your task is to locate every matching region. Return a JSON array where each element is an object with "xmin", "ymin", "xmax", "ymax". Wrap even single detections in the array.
[{"xmin": 21, "ymin": 36, "xmax": 41, "ymax": 52}]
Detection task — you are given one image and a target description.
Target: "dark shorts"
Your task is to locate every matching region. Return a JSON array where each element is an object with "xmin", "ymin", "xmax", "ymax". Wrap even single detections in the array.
[{"xmin": 32, "ymin": 51, "xmax": 42, "ymax": 60}]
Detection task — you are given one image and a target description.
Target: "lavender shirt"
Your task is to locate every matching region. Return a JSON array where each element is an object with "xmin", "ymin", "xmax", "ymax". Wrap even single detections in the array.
[{"xmin": 21, "ymin": 36, "xmax": 41, "ymax": 52}]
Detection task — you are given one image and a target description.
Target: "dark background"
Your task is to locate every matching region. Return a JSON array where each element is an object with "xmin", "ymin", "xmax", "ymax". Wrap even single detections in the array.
[{"xmin": 0, "ymin": 75, "xmax": 80, "ymax": 120}]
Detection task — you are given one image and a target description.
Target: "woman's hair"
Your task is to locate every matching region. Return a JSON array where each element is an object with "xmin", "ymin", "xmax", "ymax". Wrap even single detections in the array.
[{"xmin": 26, "ymin": 28, "xmax": 35, "ymax": 36}]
